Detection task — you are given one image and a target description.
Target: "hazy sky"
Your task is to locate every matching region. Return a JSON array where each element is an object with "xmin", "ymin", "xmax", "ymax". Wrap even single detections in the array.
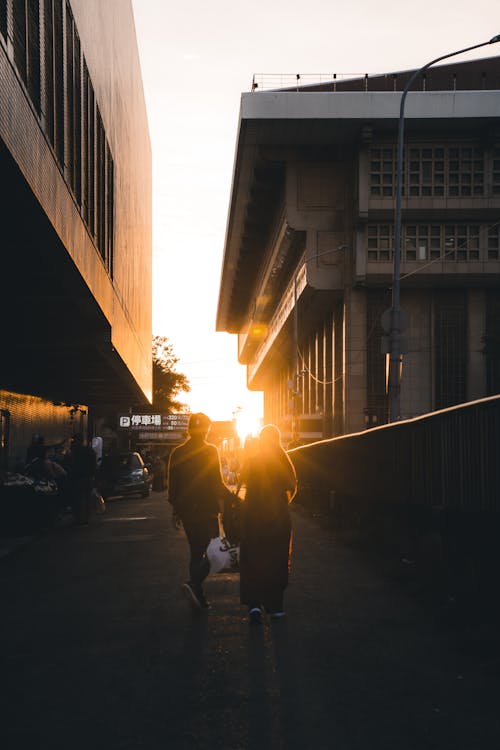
[{"xmin": 130, "ymin": 0, "xmax": 499, "ymax": 423}]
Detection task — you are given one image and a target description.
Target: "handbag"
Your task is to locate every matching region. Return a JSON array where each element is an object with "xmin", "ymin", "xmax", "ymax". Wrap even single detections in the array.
[{"xmin": 206, "ymin": 515, "xmax": 239, "ymax": 574}]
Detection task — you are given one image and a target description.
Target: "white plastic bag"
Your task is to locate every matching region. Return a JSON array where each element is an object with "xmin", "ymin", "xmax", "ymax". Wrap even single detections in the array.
[{"xmin": 206, "ymin": 536, "xmax": 240, "ymax": 574}]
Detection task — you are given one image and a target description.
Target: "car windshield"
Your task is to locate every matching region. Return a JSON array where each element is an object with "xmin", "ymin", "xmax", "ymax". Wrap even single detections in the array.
[{"xmin": 103, "ymin": 453, "xmax": 142, "ymax": 471}]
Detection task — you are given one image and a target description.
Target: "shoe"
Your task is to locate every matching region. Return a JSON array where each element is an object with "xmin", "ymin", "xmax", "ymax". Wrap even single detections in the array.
[
  {"xmin": 182, "ymin": 582, "xmax": 202, "ymax": 610},
  {"xmin": 197, "ymin": 592, "xmax": 210, "ymax": 609},
  {"xmin": 249, "ymin": 607, "xmax": 262, "ymax": 625},
  {"xmin": 270, "ymin": 611, "xmax": 286, "ymax": 619}
]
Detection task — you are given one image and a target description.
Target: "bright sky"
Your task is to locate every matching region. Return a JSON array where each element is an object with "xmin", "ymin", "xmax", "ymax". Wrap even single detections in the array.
[{"xmin": 130, "ymin": 0, "xmax": 499, "ymax": 424}]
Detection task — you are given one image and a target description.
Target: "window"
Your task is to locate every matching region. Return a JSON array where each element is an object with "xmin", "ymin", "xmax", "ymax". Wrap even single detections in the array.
[
  {"xmin": 369, "ymin": 147, "xmax": 396, "ymax": 197},
  {"xmin": 370, "ymin": 144, "xmax": 488, "ymax": 198},
  {"xmin": 12, "ymin": 0, "xmax": 27, "ymax": 83},
  {"xmin": 448, "ymin": 146, "xmax": 484, "ymax": 197},
  {"xmin": 367, "ymin": 224, "xmax": 393, "ymax": 260},
  {"xmin": 26, "ymin": 0, "xmax": 40, "ymax": 112},
  {"xmin": 405, "ymin": 225, "xmax": 440, "ymax": 260},
  {"xmin": 368, "ymin": 223, "xmax": 488, "ymax": 262},
  {"xmin": 12, "ymin": 0, "xmax": 41, "ymax": 113},
  {"xmin": 5, "ymin": 0, "xmax": 114, "ymax": 275},
  {"xmin": 487, "ymin": 226, "xmax": 500, "ymax": 260},
  {"xmin": 443, "ymin": 225, "xmax": 480, "ymax": 261},
  {"xmin": 493, "ymin": 147, "xmax": 500, "ymax": 196},
  {"xmin": 53, "ymin": 0, "xmax": 64, "ymax": 165},
  {"xmin": 408, "ymin": 147, "xmax": 445, "ymax": 197},
  {"xmin": 43, "ymin": 0, "xmax": 54, "ymax": 143}
]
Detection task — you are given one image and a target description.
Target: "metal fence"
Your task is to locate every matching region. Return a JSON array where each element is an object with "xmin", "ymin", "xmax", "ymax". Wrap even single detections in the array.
[{"xmin": 290, "ymin": 395, "xmax": 500, "ymax": 515}]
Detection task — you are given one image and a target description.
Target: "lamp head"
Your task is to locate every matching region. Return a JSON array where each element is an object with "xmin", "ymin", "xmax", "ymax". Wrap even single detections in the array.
[{"xmin": 489, "ymin": 34, "xmax": 500, "ymax": 43}]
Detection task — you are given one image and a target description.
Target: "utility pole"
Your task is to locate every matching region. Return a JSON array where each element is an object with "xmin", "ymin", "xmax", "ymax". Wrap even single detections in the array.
[{"xmin": 386, "ymin": 34, "xmax": 500, "ymax": 422}]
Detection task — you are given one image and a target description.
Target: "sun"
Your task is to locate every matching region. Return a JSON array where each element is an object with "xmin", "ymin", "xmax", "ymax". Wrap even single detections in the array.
[{"xmin": 235, "ymin": 411, "xmax": 262, "ymax": 444}]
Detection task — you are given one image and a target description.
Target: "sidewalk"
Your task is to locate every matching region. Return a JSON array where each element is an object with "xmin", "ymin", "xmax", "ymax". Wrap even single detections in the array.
[{"xmin": 1, "ymin": 492, "xmax": 498, "ymax": 749}]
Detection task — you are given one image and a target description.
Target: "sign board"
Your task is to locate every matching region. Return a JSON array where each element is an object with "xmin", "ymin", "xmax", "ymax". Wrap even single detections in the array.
[{"xmin": 118, "ymin": 414, "xmax": 190, "ymax": 442}]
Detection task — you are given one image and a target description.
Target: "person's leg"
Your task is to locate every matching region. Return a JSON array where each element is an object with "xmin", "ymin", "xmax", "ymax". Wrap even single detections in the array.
[
  {"xmin": 184, "ymin": 520, "xmax": 217, "ymax": 606},
  {"xmin": 265, "ymin": 589, "xmax": 285, "ymax": 617}
]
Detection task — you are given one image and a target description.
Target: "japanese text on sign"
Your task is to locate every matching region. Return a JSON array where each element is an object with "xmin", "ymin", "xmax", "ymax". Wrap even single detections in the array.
[{"xmin": 118, "ymin": 414, "xmax": 190, "ymax": 431}]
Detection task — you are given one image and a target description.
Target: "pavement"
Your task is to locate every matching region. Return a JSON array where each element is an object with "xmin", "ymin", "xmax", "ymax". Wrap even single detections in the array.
[{"xmin": 1, "ymin": 491, "xmax": 499, "ymax": 749}]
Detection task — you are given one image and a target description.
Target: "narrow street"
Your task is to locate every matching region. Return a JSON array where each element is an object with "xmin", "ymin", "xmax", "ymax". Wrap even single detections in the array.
[{"xmin": 1, "ymin": 491, "xmax": 498, "ymax": 749}]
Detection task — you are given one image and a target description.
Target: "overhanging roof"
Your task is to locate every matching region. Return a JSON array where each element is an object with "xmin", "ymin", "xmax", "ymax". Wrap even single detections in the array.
[{"xmin": 217, "ymin": 87, "xmax": 500, "ymax": 333}]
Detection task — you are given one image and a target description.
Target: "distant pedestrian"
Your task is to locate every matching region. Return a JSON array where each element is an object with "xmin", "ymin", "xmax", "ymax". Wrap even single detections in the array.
[
  {"xmin": 25, "ymin": 434, "xmax": 47, "ymax": 479},
  {"xmin": 239, "ymin": 424, "xmax": 297, "ymax": 624},
  {"xmin": 68, "ymin": 433, "xmax": 97, "ymax": 525},
  {"xmin": 167, "ymin": 413, "xmax": 232, "ymax": 610}
]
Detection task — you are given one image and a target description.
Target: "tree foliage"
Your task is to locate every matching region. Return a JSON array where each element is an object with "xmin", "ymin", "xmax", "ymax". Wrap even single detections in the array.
[{"xmin": 152, "ymin": 336, "xmax": 190, "ymax": 413}]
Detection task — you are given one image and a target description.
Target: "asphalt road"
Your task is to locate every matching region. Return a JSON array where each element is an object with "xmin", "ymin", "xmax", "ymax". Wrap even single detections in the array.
[{"xmin": 0, "ymin": 491, "xmax": 498, "ymax": 749}]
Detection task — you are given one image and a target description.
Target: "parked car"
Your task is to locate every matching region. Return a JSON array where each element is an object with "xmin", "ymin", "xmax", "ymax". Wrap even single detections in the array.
[{"xmin": 99, "ymin": 452, "xmax": 151, "ymax": 499}]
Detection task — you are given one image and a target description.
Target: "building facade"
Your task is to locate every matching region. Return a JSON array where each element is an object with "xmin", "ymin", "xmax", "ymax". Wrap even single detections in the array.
[
  {"xmin": 0, "ymin": 0, "xmax": 152, "ymax": 469},
  {"xmin": 217, "ymin": 57, "xmax": 500, "ymax": 442}
]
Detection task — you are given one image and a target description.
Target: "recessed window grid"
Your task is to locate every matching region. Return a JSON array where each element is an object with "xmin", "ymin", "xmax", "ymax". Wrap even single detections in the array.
[
  {"xmin": 367, "ymin": 223, "xmax": 493, "ymax": 262},
  {"xmin": 405, "ymin": 224, "xmax": 441, "ymax": 260},
  {"xmin": 408, "ymin": 147, "xmax": 445, "ymax": 197},
  {"xmin": 443, "ymin": 225, "xmax": 480, "ymax": 260},
  {"xmin": 448, "ymin": 147, "xmax": 484, "ymax": 196},
  {"xmin": 487, "ymin": 226, "xmax": 500, "ymax": 260},
  {"xmin": 493, "ymin": 148, "xmax": 500, "ymax": 196},
  {"xmin": 3, "ymin": 0, "xmax": 114, "ymax": 276},
  {"xmin": 370, "ymin": 145, "xmax": 489, "ymax": 198},
  {"xmin": 367, "ymin": 224, "xmax": 393, "ymax": 260},
  {"xmin": 369, "ymin": 148, "xmax": 397, "ymax": 197}
]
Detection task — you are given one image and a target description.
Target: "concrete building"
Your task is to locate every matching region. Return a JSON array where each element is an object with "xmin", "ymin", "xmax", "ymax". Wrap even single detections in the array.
[
  {"xmin": 0, "ymin": 0, "xmax": 151, "ymax": 469},
  {"xmin": 217, "ymin": 57, "xmax": 500, "ymax": 442}
]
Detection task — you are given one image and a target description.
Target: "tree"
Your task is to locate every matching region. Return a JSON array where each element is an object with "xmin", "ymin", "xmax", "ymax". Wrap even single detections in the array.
[{"xmin": 152, "ymin": 336, "xmax": 190, "ymax": 413}]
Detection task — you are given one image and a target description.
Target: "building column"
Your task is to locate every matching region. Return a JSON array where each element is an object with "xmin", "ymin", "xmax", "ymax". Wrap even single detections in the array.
[
  {"xmin": 467, "ymin": 290, "xmax": 487, "ymax": 400},
  {"xmin": 344, "ymin": 288, "xmax": 367, "ymax": 434}
]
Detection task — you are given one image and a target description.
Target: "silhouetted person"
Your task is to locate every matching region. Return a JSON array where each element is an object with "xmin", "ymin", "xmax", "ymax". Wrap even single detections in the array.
[
  {"xmin": 239, "ymin": 424, "xmax": 297, "ymax": 624},
  {"xmin": 167, "ymin": 413, "xmax": 231, "ymax": 610},
  {"xmin": 25, "ymin": 434, "xmax": 46, "ymax": 479},
  {"xmin": 68, "ymin": 433, "xmax": 96, "ymax": 525}
]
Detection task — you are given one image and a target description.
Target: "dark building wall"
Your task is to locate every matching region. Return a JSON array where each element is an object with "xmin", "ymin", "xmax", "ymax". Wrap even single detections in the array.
[
  {"xmin": 0, "ymin": 0, "xmax": 152, "ymax": 402},
  {"xmin": 0, "ymin": 390, "xmax": 86, "ymax": 472},
  {"xmin": 0, "ymin": 1, "xmax": 151, "ymax": 469}
]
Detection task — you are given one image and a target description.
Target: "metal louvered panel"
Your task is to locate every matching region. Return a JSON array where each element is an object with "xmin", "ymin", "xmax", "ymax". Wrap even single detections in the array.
[
  {"xmin": 43, "ymin": 0, "xmax": 54, "ymax": 142},
  {"xmin": 26, "ymin": 0, "xmax": 40, "ymax": 112},
  {"xmin": 12, "ymin": 0, "xmax": 27, "ymax": 83},
  {"xmin": 53, "ymin": 0, "xmax": 64, "ymax": 164}
]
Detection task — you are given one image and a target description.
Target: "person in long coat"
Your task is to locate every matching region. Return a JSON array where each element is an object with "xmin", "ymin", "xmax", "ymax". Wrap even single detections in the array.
[{"xmin": 239, "ymin": 424, "xmax": 298, "ymax": 624}]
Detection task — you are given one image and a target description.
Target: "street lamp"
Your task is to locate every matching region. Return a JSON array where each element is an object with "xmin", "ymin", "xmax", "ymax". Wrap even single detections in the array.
[{"xmin": 387, "ymin": 34, "xmax": 500, "ymax": 422}]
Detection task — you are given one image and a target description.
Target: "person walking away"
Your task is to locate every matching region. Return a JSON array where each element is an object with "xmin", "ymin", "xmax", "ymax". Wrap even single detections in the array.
[
  {"xmin": 25, "ymin": 434, "xmax": 47, "ymax": 479},
  {"xmin": 68, "ymin": 433, "xmax": 97, "ymax": 525},
  {"xmin": 167, "ymin": 413, "xmax": 232, "ymax": 610},
  {"xmin": 239, "ymin": 424, "xmax": 298, "ymax": 624}
]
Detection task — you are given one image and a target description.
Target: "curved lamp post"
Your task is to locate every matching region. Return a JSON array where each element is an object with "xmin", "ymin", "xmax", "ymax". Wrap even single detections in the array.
[{"xmin": 387, "ymin": 34, "xmax": 500, "ymax": 422}]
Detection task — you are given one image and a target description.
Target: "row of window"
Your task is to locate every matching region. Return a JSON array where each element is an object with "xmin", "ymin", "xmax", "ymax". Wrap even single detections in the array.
[
  {"xmin": 0, "ymin": 0, "xmax": 114, "ymax": 273},
  {"xmin": 370, "ymin": 145, "xmax": 500, "ymax": 198},
  {"xmin": 367, "ymin": 223, "xmax": 500, "ymax": 262}
]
